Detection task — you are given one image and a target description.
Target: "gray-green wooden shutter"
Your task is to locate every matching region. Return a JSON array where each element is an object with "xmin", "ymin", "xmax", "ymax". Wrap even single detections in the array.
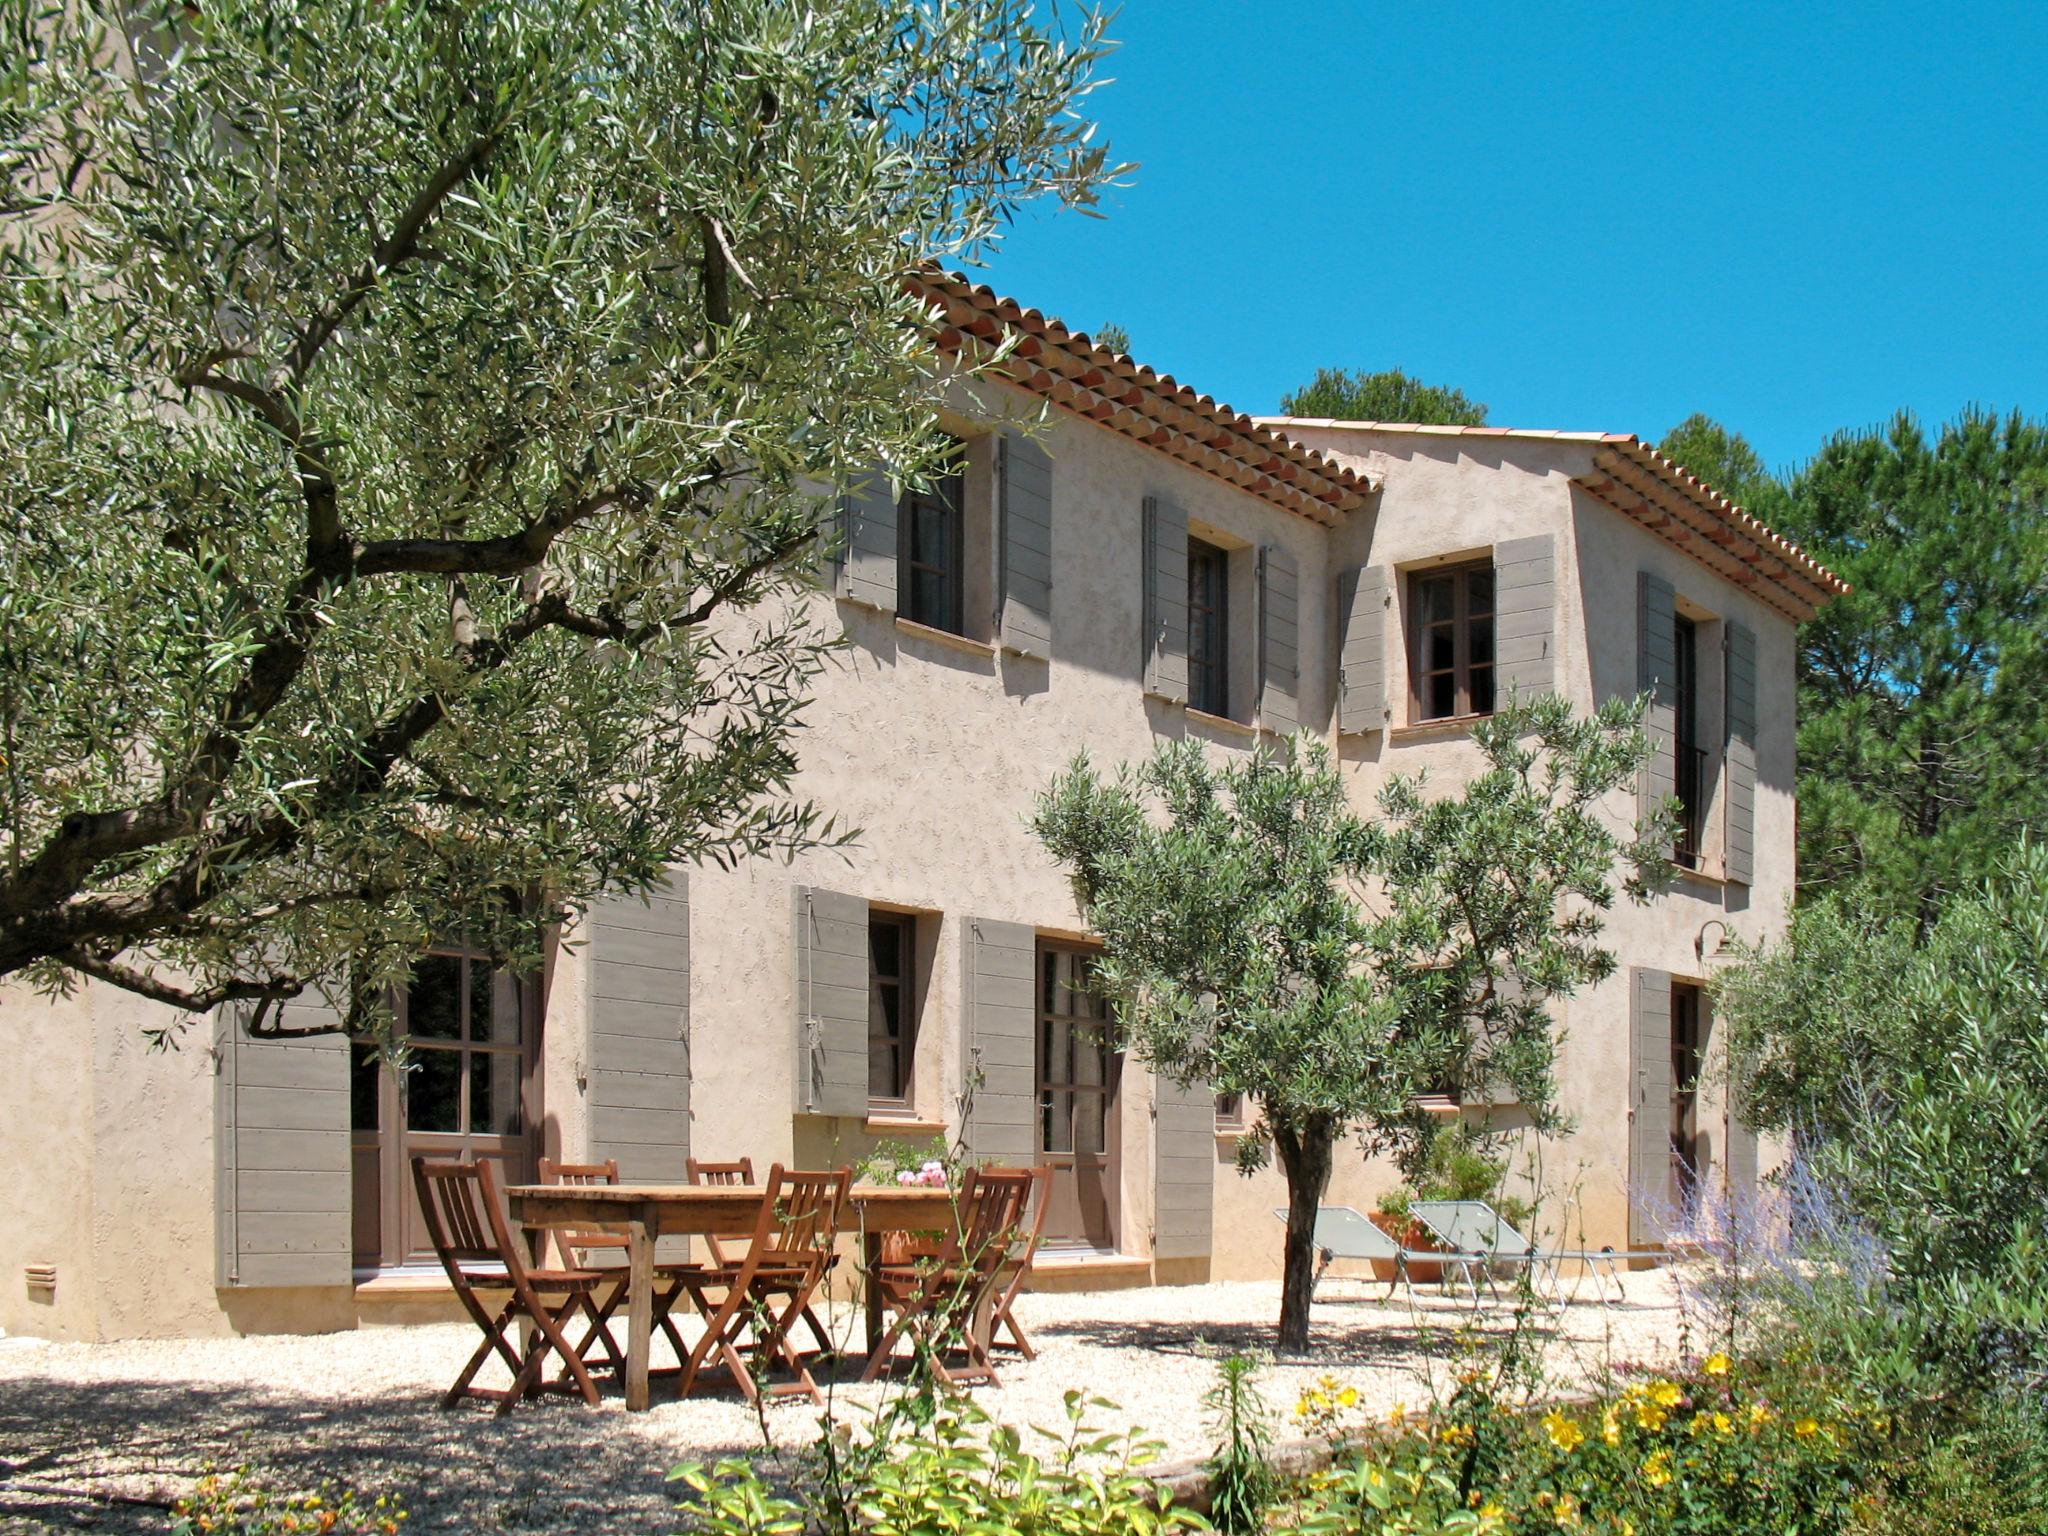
[
  {"xmin": 1724, "ymin": 620, "xmax": 1758, "ymax": 886},
  {"xmin": 962, "ymin": 917, "xmax": 1036, "ymax": 1163},
  {"xmin": 1629, "ymin": 968, "xmax": 1674, "ymax": 1246},
  {"xmin": 998, "ymin": 431, "xmax": 1054, "ymax": 658},
  {"xmin": 1472, "ymin": 973, "xmax": 1523, "ymax": 1107},
  {"xmin": 836, "ymin": 468, "xmax": 898, "ymax": 613},
  {"xmin": 1141, "ymin": 495, "xmax": 1189, "ymax": 704},
  {"xmin": 794, "ymin": 886, "xmax": 869, "ymax": 1117},
  {"xmin": 1153, "ymin": 1072, "xmax": 1214, "ymax": 1260},
  {"xmin": 1335, "ymin": 566, "xmax": 1389, "ymax": 734},
  {"xmin": 1638, "ymin": 572, "xmax": 1678, "ymax": 837},
  {"xmin": 214, "ymin": 995, "xmax": 350, "ymax": 1288},
  {"xmin": 1256, "ymin": 543, "xmax": 1300, "ymax": 734},
  {"xmin": 586, "ymin": 874, "xmax": 691, "ymax": 1180},
  {"xmin": 1494, "ymin": 534, "xmax": 1556, "ymax": 697}
]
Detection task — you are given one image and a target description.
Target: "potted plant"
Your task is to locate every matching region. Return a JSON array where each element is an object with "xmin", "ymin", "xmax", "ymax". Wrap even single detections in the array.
[
  {"xmin": 857, "ymin": 1136, "xmax": 964, "ymax": 1265},
  {"xmin": 1371, "ymin": 1124, "xmax": 1536, "ymax": 1285},
  {"xmin": 1368, "ymin": 1188, "xmax": 1445, "ymax": 1284}
]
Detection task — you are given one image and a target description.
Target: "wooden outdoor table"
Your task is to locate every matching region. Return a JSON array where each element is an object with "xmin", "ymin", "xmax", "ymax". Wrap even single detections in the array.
[{"xmin": 505, "ymin": 1182, "xmax": 958, "ymax": 1411}]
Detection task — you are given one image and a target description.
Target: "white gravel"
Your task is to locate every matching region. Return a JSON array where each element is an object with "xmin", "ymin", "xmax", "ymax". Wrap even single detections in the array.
[{"xmin": 0, "ymin": 1270, "xmax": 1689, "ymax": 1533}]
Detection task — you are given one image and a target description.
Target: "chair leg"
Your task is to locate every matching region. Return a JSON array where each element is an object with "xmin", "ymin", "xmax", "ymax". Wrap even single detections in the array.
[
  {"xmin": 443, "ymin": 1296, "xmax": 523, "ymax": 1409},
  {"xmin": 505, "ymin": 1295, "xmax": 600, "ymax": 1414}
]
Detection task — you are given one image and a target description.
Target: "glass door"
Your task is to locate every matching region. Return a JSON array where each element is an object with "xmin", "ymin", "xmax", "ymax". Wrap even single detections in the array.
[{"xmin": 1036, "ymin": 943, "xmax": 1119, "ymax": 1249}]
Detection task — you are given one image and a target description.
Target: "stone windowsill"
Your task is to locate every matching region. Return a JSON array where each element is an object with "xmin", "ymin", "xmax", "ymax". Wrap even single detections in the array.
[{"xmin": 894, "ymin": 617, "xmax": 997, "ymax": 657}]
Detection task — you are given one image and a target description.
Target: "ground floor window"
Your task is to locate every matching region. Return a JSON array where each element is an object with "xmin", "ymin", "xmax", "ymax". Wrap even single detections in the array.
[
  {"xmin": 1036, "ymin": 941, "xmax": 1120, "ymax": 1250},
  {"xmin": 351, "ymin": 943, "xmax": 535, "ymax": 1268},
  {"xmin": 1670, "ymin": 980, "xmax": 1704, "ymax": 1214}
]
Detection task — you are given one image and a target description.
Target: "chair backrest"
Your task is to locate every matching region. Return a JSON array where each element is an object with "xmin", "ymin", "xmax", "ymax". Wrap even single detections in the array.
[
  {"xmin": 951, "ymin": 1167, "xmax": 1038, "ymax": 1279},
  {"xmin": 538, "ymin": 1156, "xmax": 625, "ymax": 1261},
  {"xmin": 1272, "ymin": 1205, "xmax": 1400, "ymax": 1262},
  {"xmin": 411, "ymin": 1155, "xmax": 527, "ymax": 1282},
  {"xmin": 687, "ymin": 1157, "xmax": 756, "ymax": 1186},
  {"xmin": 1411, "ymin": 1200, "xmax": 1529, "ymax": 1258},
  {"xmin": 1008, "ymin": 1165, "xmax": 1054, "ymax": 1265},
  {"xmin": 742, "ymin": 1164, "xmax": 851, "ymax": 1271}
]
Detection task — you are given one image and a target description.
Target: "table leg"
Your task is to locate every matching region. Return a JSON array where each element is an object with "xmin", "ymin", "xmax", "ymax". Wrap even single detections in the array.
[
  {"xmin": 626, "ymin": 1215, "xmax": 654, "ymax": 1412},
  {"xmin": 864, "ymin": 1230, "xmax": 883, "ymax": 1357}
]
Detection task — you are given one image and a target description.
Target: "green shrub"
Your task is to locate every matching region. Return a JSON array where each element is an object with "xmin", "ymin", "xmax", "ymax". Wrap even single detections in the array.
[
  {"xmin": 171, "ymin": 1469, "xmax": 405, "ymax": 1536},
  {"xmin": 1380, "ymin": 1123, "xmax": 1533, "ymax": 1232}
]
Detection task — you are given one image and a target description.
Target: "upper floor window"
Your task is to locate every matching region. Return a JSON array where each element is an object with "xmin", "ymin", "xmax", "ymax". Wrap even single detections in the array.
[
  {"xmin": 1410, "ymin": 562, "xmax": 1495, "ymax": 722},
  {"xmin": 898, "ymin": 441, "xmax": 966, "ymax": 634},
  {"xmin": 1673, "ymin": 616, "xmax": 1706, "ymax": 869},
  {"xmin": 1187, "ymin": 537, "xmax": 1230, "ymax": 716},
  {"xmin": 868, "ymin": 911, "xmax": 918, "ymax": 1105}
]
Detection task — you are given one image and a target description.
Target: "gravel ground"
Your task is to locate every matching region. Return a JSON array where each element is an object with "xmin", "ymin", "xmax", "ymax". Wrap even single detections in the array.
[{"xmin": 0, "ymin": 1269, "xmax": 1689, "ymax": 1534}]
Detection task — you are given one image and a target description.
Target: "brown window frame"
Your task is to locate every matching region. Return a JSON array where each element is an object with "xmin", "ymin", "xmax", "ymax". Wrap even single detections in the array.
[
  {"xmin": 1671, "ymin": 980, "xmax": 1704, "ymax": 1208},
  {"xmin": 1407, "ymin": 560, "xmax": 1497, "ymax": 723},
  {"xmin": 897, "ymin": 442, "xmax": 967, "ymax": 635},
  {"xmin": 1187, "ymin": 537, "xmax": 1230, "ymax": 716},
  {"xmin": 867, "ymin": 911, "xmax": 917, "ymax": 1107},
  {"xmin": 1673, "ymin": 615, "xmax": 1707, "ymax": 869},
  {"xmin": 1213, "ymin": 1091, "xmax": 1247, "ymax": 1133}
]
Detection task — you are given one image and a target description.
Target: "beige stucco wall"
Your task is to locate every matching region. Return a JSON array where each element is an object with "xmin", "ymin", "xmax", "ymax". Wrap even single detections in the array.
[{"xmin": 0, "ymin": 404, "xmax": 1803, "ymax": 1339}]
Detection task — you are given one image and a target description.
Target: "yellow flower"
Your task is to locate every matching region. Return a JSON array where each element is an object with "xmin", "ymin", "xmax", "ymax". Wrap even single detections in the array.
[
  {"xmin": 1794, "ymin": 1417, "xmax": 1820, "ymax": 1438},
  {"xmin": 1712, "ymin": 1412, "xmax": 1734, "ymax": 1437},
  {"xmin": 1388, "ymin": 1400, "xmax": 1408, "ymax": 1424},
  {"xmin": 1616, "ymin": 1522, "xmax": 1635, "ymax": 1536},
  {"xmin": 1746, "ymin": 1402, "xmax": 1773, "ymax": 1430},
  {"xmin": 1632, "ymin": 1402, "xmax": 1668, "ymax": 1433},
  {"xmin": 1543, "ymin": 1409, "xmax": 1586, "ymax": 1453},
  {"xmin": 1702, "ymin": 1351, "xmax": 1732, "ymax": 1377},
  {"xmin": 1642, "ymin": 1449, "xmax": 1673, "ymax": 1488},
  {"xmin": 1482, "ymin": 1501, "xmax": 1506, "ymax": 1519},
  {"xmin": 1555, "ymin": 1492, "xmax": 1582, "ymax": 1527},
  {"xmin": 1649, "ymin": 1380, "xmax": 1684, "ymax": 1409},
  {"xmin": 1336, "ymin": 1386, "xmax": 1358, "ymax": 1408},
  {"xmin": 1601, "ymin": 1407, "xmax": 1622, "ymax": 1447}
]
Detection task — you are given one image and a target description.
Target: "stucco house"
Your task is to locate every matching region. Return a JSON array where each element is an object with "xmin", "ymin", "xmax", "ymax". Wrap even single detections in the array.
[{"xmin": 2, "ymin": 272, "xmax": 1844, "ymax": 1342}]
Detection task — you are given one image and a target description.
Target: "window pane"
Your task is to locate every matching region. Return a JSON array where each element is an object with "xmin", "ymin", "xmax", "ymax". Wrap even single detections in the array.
[
  {"xmin": 909, "ymin": 569, "xmax": 946, "ymax": 626},
  {"xmin": 407, "ymin": 1047, "xmax": 461, "ymax": 1132},
  {"xmin": 408, "ymin": 955, "xmax": 462, "ymax": 1040},
  {"xmin": 869, "ymin": 919, "xmax": 902, "ymax": 979},
  {"xmin": 1428, "ymin": 671, "xmax": 1457, "ymax": 719},
  {"xmin": 1427, "ymin": 625, "xmax": 1455, "ymax": 673},
  {"xmin": 1043, "ymin": 1090, "xmax": 1074, "ymax": 1153},
  {"xmin": 469, "ymin": 959, "xmax": 520, "ymax": 1045},
  {"xmin": 1419, "ymin": 576, "xmax": 1455, "ymax": 624},
  {"xmin": 1075, "ymin": 1092, "xmax": 1105, "ymax": 1155},
  {"xmin": 869, "ymin": 1041, "xmax": 900, "ymax": 1101},
  {"xmin": 1073, "ymin": 1028, "xmax": 1104, "ymax": 1087},
  {"xmin": 1470, "ymin": 665, "xmax": 1496, "ymax": 716},
  {"xmin": 470, "ymin": 1049, "xmax": 525, "ymax": 1137},
  {"xmin": 351, "ymin": 1044, "xmax": 381, "ymax": 1133},
  {"xmin": 912, "ymin": 499, "xmax": 950, "ymax": 568},
  {"xmin": 1469, "ymin": 616, "xmax": 1495, "ymax": 667},
  {"xmin": 1466, "ymin": 567, "xmax": 1495, "ymax": 614}
]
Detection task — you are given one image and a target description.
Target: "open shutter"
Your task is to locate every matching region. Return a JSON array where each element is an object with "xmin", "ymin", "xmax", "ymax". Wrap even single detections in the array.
[
  {"xmin": 794, "ymin": 886, "xmax": 868, "ymax": 1117},
  {"xmin": 1256, "ymin": 543, "xmax": 1300, "ymax": 734},
  {"xmin": 1471, "ymin": 973, "xmax": 1524, "ymax": 1108},
  {"xmin": 998, "ymin": 431, "xmax": 1054, "ymax": 658},
  {"xmin": 1724, "ymin": 620, "xmax": 1758, "ymax": 886},
  {"xmin": 962, "ymin": 918, "xmax": 1036, "ymax": 1163},
  {"xmin": 836, "ymin": 468, "xmax": 898, "ymax": 613},
  {"xmin": 1153, "ymin": 1072, "xmax": 1214, "ymax": 1261},
  {"xmin": 1141, "ymin": 495, "xmax": 1189, "ymax": 704},
  {"xmin": 1495, "ymin": 534, "xmax": 1556, "ymax": 697},
  {"xmin": 586, "ymin": 874, "xmax": 691, "ymax": 1180},
  {"xmin": 214, "ymin": 995, "xmax": 350, "ymax": 1288},
  {"xmin": 1335, "ymin": 566, "xmax": 1389, "ymax": 734},
  {"xmin": 1638, "ymin": 572, "xmax": 1678, "ymax": 836},
  {"xmin": 1629, "ymin": 968, "xmax": 1675, "ymax": 1246}
]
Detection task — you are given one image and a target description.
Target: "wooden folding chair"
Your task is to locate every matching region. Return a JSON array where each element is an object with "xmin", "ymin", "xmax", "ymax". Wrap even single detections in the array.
[
  {"xmin": 683, "ymin": 1154, "xmax": 835, "ymax": 1357},
  {"xmin": 537, "ymin": 1156, "xmax": 695, "ymax": 1369},
  {"xmin": 410, "ymin": 1155, "xmax": 621, "ymax": 1414},
  {"xmin": 675, "ymin": 1164, "xmax": 851, "ymax": 1406},
  {"xmin": 863, "ymin": 1166, "xmax": 1036, "ymax": 1389},
  {"xmin": 988, "ymin": 1165, "xmax": 1053, "ymax": 1359}
]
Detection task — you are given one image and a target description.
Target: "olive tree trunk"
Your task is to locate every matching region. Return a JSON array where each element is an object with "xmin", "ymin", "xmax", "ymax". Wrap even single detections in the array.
[{"xmin": 1270, "ymin": 1113, "xmax": 1337, "ymax": 1355}]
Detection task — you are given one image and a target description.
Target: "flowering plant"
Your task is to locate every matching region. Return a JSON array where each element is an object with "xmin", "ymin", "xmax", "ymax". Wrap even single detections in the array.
[
  {"xmin": 856, "ymin": 1134, "xmax": 966, "ymax": 1188},
  {"xmin": 171, "ymin": 1469, "xmax": 404, "ymax": 1536},
  {"xmin": 895, "ymin": 1158, "xmax": 948, "ymax": 1188}
]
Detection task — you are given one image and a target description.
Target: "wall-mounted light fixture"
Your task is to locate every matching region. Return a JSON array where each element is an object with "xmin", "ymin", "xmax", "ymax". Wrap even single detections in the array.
[{"xmin": 1695, "ymin": 919, "xmax": 1735, "ymax": 963}]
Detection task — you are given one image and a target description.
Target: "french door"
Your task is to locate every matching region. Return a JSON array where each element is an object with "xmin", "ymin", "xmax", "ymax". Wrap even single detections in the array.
[
  {"xmin": 1036, "ymin": 942, "xmax": 1120, "ymax": 1250},
  {"xmin": 351, "ymin": 947, "xmax": 535, "ymax": 1268}
]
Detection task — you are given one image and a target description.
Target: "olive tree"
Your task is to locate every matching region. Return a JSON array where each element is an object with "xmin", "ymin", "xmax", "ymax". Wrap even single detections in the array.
[
  {"xmin": 1033, "ymin": 695, "xmax": 1667, "ymax": 1352},
  {"xmin": 0, "ymin": 0, "xmax": 1120, "ymax": 1033}
]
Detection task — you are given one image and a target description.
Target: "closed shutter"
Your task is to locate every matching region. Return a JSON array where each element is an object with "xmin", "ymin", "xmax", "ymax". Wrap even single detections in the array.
[
  {"xmin": 1628, "ymin": 968, "xmax": 1674, "ymax": 1246},
  {"xmin": 1335, "ymin": 565, "xmax": 1389, "ymax": 734},
  {"xmin": 1494, "ymin": 534, "xmax": 1556, "ymax": 697},
  {"xmin": 793, "ymin": 886, "xmax": 869, "ymax": 1117},
  {"xmin": 962, "ymin": 917, "xmax": 1036, "ymax": 1163},
  {"xmin": 998, "ymin": 431, "xmax": 1054, "ymax": 658},
  {"xmin": 1638, "ymin": 572, "xmax": 1678, "ymax": 834},
  {"xmin": 1256, "ymin": 543, "xmax": 1300, "ymax": 734},
  {"xmin": 1153, "ymin": 1071, "xmax": 1214, "ymax": 1260},
  {"xmin": 836, "ymin": 468, "xmax": 898, "ymax": 613},
  {"xmin": 586, "ymin": 874, "xmax": 691, "ymax": 1181},
  {"xmin": 1141, "ymin": 495, "xmax": 1189, "ymax": 704},
  {"xmin": 214, "ymin": 995, "xmax": 350, "ymax": 1288},
  {"xmin": 1724, "ymin": 620, "xmax": 1758, "ymax": 886},
  {"xmin": 1472, "ymin": 973, "xmax": 1524, "ymax": 1108}
]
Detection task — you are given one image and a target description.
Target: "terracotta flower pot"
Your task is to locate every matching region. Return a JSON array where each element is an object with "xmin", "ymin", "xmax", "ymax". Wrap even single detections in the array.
[
  {"xmin": 1369, "ymin": 1210, "xmax": 1444, "ymax": 1284},
  {"xmin": 879, "ymin": 1230, "xmax": 946, "ymax": 1267}
]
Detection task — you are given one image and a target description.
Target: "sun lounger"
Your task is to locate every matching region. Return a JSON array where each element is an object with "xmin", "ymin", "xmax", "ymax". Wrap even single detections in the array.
[
  {"xmin": 1408, "ymin": 1199, "xmax": 1671, "ymax": 1302},
  {"xmin": 1272, "ymin": 1205, "xmax": 1487, "ymax": 1301}
]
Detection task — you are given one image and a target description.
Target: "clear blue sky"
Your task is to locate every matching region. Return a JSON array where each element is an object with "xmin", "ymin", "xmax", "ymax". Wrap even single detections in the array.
[{"xmin": 982, "ymin": 1, "xmax": 2048, "ymax": 476}]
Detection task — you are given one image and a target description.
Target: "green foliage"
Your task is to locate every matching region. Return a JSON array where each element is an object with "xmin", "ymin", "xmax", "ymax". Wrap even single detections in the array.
[
  {"xmin": 1655, "ymin": 413, "xmax": 1783, "ymax": 516},
  {"xmin": 1381, "ymin": 1123, "xmax": 1533, "ymax": 1232},
  {"xmin": 1716, "ymin": 839, "xmax": 2048, "ymax": 1381},
  {"xmin": 172, "ymin": 1468, "xmax": 405, "ymax": 1536},
  {"xmin": 1202, "ymin": 1355, "xmax": 1276, "ymax": 1535},
  {"xmin": 0, "ymin": 0, "xmax": 1121, "ymax": 1026},
  {"xmin": 1782, "ymin": 410, "xmax": 2048, "ymax": 925},
  {"xmin": 670, "ymin": 1392, "xmax": 1205, "ymax": 1536},
  {"xmin": 1278, "ymin": 368, "xmax": 1487, "ymax": 427},
  {"xmin": 1094, "ymin": 322, "xmax": 1132, "ymax": 356},
  {"xmin": 1032, "ymin": 694, "xmax": 1666, "ymax": 1346}
]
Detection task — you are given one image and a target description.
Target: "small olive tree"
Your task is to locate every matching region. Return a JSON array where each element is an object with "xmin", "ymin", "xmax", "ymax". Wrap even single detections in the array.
[{"xmin": 1033, "ymin": 694, "xmax": 1668, "ymax": 1352}]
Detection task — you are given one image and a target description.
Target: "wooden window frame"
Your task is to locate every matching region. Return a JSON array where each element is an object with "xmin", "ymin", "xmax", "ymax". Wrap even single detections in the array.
[
  {"xmin": 1673, "ymin": 615, "xmax": 1707, "ymax": 869},
  {"xmin": 867, "ymin": 911, "xmax": 917, "ymax": 1109},
  {"xmin": 897, "ymin": 445, "xmax": 967, "ymax": 635},
  {"xmin": 1407, "ymin": 560, "xmax": 1497, "ymax": 723},
  {"xmin": 1670, "ymin": 980, "xmax": 1704, "ymax": 1208},
  {"xmin": 1187, "ymin": 537, "xmax": 1230, "ymax": 717},
  {"xmin": 1213, "ymin": 1091, "xmax": 1247, "ymax": 1133}
]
